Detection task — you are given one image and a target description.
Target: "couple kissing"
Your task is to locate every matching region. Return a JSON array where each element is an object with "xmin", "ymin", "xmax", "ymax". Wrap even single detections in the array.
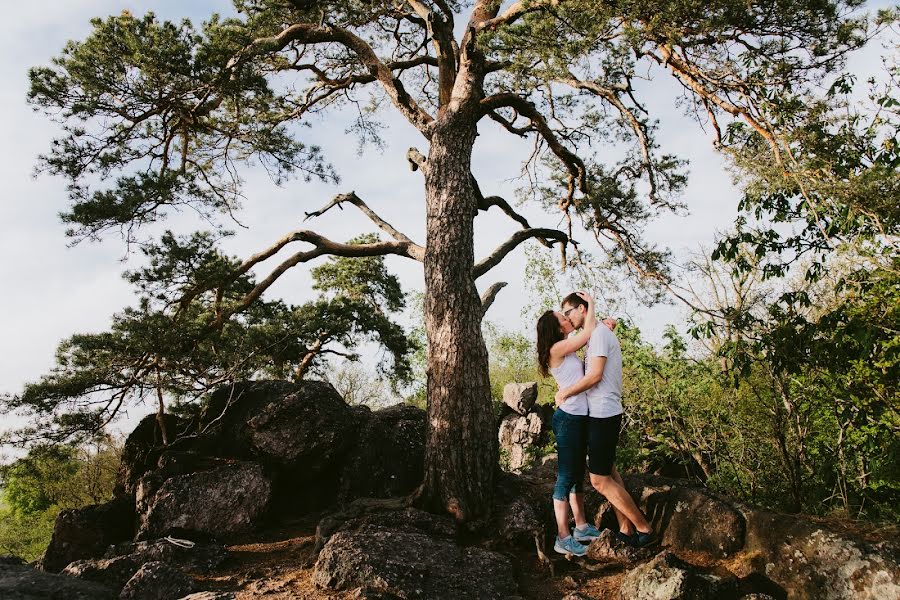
[{"xmin": 537, "ymin": 292, "xmax": 656, "ymax": 557}]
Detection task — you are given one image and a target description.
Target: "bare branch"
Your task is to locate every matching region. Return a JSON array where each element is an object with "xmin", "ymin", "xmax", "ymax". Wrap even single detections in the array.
[
  {"xmin": 407, "ymin": 147, "xmax": 427, "ymax": 171},
  {"xmin": 474, "ymin": 228, "xmax": 568, "ymax": 278},
  {"xmin": 211, "ymin": 231, "xmax": 423, "ymax": 328},
  {"xmin": 303, "ymin": 191, "xmax": 424, "ymax": 258},
  {"xmin": 480, "ymin": 281, "xmax": 508, "ymax": 315},
  {"xmin": 480, "ymin": 93, "xmax": 587, "ymax": 208}
]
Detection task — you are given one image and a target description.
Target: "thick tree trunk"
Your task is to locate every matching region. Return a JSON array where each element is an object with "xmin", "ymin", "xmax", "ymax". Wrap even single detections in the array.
[{"xmin": 421, "ymin": 116, "xmax": 496, "ymax": 523}]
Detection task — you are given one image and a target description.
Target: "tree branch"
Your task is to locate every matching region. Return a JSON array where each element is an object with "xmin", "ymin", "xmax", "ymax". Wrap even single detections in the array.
[
  {"xmin": 231, "ymin": 22, "xmax": 435, "ymax": 134},
  {"xmin": 480, "ymin": 281, "xmax": 508, "ymax": 315},
  {"xmin": 303, "ymin": 191, "xmax": 425, "ymax": 259},
  {"xmin": 474, "ymin": 228, "xmax": 568, "ymax": 278},
  {"xmin": 480, "ymin": 93, "xmax": 587, "ymax": 208}
]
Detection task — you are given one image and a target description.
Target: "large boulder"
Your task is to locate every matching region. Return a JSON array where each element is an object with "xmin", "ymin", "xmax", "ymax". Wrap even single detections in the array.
[
  {"xmin": 336, "ymin": 403, "xmax": 426, "ymax": 503},
  {"xmin": 39, "ymin": 496, "xmax": 134, "ymax": 573},
  {"xmin": 0, "ymin": 563, "xmax": 115, "ymax": 599},
  {"xmin": 198, "ymin": 380, "xmax": 355, "ymax": 475},
  {"xmin": 314, "ymin": 525, "xmax": 518, "ymax": 599},
  {"xmin": 116, "ymin": 412, "xmax": 188, "ymax": 497},
  {"xmin": 136, "ymin": 460, "xmax": 272, "ymax": 540},
  {"xmin": 499, "ymin": 411, "xmax": 546, "ymax": 473},
  {"xmin": 587, "ymin": 529, "xmax": 654, "ymax": 565},
  {"xmin": 62, "ymin": 555, "xmax": 142, "ymax": 592},
  {"xmin": 733, "ymin": 508, "xmax": 900, "ymax": 600},
  {"xmin": 502, "ymin": 382, "xmax": 538, "ymax": 415},
  {"xmin": 596, "ymin": 475, "xmax": 746, "ymax": 559},
  {"xmin": 619, "ymin": 551, "xmax": 740, "ymax": 600},
  {"xmin": 119, "ymin": 561, "xmax": 196, "ymax": 600},
  {"xmin": 104, "ymin": 538, "xmax": 228, "ymax": 573}
]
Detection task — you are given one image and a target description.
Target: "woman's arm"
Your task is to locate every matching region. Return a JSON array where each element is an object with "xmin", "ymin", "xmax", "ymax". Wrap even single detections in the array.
[{"xmin": 550, "ymin": 292, "xmax": 597, "ymax": 358}]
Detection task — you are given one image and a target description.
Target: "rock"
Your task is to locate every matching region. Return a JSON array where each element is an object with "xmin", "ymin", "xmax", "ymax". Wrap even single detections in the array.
[
  {"xmin": 39, "ymin": 496, "xmax": 134, "ymax": 573},
  {"xmin": 499, "ymin": 411, "xmax": 546, "ymax": 472},
  {"xmin": 177, "ymin": 594, "xmax": 237, "ymax": 600},
  {"xmin": 596, "ymin": 475, "xmax": 745, "ymax": 559},
  {"xmin": 503, "ymin": 382, "xmax": 538, "ymax": 415},
  {"xmin": 735, "ymin": 508, "xmax": 900, "ymax": 600},
  {"xmin": 104, "ymin": 538, "xmax": 228, "ymax": 573},
  {"xmin": 337, "ymin": 404, "xmax": 426, "ymax": 503},
  {"xmin": 490, "ymin": 472, "xmax": 548, "ymax": 546},
  {"xmin": 119, "ymin": 561, "xmax": 195, "ymax": 600},
  {"xmin": 619, "ymin": 551, "xmax": 740, "ymax": 600},
  {"xmin": 115, "ymin": 412, "xmax": 188, "ymax": 496},
  {"xmin": 199, "ymin": 380, "xmax": 354, "ymax": 475},
  {"xmin": 586, "ymin": 529, "xmax": 654, "ymax": 564},
  {"xmin": 314, "ymin": 525, "xmax": 517, "ymax": 599},
  {"xmin": 136, "ymin": 460, "xmax": 272, "ymax": 540},
  {"xmin": 62, "ymin": 555, "xmax": 141, "ymax": 592},
  {"xmin": 0, "ymin": 555, "xmax": 25, "ymax": 566},
  {"xmin": 314, "ymin": 505, "xmax": 457, "ymax": 557},
  {"xmin": 0, "ymin": 563, "xmax": 115, "ymax": 599}
]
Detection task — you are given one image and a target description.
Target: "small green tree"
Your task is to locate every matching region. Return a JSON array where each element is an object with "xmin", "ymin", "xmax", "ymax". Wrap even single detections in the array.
[{"xmin": 4, "ymin": 232, "xmax": 415, "ymax": 447}]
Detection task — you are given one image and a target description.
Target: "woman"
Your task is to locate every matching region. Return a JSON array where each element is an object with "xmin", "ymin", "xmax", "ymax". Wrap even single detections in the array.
[{"xmin": 536, "ymin": 291, "xmax": 603, "ymax": 556}]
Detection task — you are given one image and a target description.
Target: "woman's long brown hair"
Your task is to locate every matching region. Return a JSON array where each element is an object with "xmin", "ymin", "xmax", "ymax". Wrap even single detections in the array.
[{"xmin": 536, "ymin": 310, "xmax": 564, "ymax": 378}]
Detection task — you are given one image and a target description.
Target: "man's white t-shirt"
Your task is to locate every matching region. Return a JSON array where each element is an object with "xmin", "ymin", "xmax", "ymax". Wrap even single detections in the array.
[{"xmin": 585, "ymin": 325, "xmax": 623, "ymax": 418}]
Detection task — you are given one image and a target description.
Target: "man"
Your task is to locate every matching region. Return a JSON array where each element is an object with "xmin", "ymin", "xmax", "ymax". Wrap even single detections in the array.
[{"xmin": 555, "ymin": 292, "xmax": 656, "ymax": 547}]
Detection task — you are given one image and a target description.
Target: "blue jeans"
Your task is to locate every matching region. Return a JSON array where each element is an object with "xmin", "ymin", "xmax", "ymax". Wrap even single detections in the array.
[{"xmin": 552, "ymin": 408, "xmax": 587, "ymax": 501}]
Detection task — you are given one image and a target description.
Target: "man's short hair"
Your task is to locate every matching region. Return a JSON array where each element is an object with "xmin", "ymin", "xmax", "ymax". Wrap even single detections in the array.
[{"xmin": 561, "ymin": 292, "xmax": 588, "ymax": 310}]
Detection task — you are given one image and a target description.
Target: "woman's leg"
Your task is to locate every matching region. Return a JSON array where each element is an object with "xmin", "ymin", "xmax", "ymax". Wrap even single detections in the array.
[{"xmin": 551, "ymin": 409, "xmax": 583, "ymax": 539}]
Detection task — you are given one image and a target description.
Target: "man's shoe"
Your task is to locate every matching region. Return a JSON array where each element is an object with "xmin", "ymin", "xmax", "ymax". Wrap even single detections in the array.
[
  {"xmin": 554, "ymin": 535, "xmax": 588, "ymax": 556},
  {"xmin": 613, "ymin": 530, "xmax": 635, "ymax": 545},
  {"xmin": 631, "ymin": 529, "xmax": 657, "ymax": 548},
  {"xmin": 573, "ymin": 523, "xmax": 601, "ymax": 543}
]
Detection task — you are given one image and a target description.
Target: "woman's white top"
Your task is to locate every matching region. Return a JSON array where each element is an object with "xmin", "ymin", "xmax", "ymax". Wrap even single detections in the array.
[{"xmin": 549, "ymin": 352, "xmax": 589, "ymax": 415}]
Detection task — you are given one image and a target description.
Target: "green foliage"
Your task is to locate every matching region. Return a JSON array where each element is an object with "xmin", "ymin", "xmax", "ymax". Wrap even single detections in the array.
[
  {"xmin": 0, "ymin": 437, "xmax": 121, "ymax": 560},
  {"xmin": 5, "ymin": 232, "xmax": 415, "ymax": 446}
]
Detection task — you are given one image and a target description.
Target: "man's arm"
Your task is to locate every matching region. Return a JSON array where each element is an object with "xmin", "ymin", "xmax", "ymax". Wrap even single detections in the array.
[{"xmin": 555, "ymin": 355, "xmax": 607, "ymax": 406}]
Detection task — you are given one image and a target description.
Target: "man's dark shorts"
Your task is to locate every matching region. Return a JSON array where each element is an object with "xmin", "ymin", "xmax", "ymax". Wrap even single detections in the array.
[{"xmin": 587, "ymin": 412, "xmax": 622, "ymax": 476}]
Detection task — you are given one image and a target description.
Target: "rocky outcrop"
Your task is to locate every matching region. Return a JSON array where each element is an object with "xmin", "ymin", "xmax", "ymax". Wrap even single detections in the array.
[
  {"xmin": 733, "ymin": 508, "xmax": 900, "ymax": 600},
  {"xmin": 314, "ymin": 524, "xmax": 518, "ymax": 599},
  {"xmin": 199, "ymin": 380, "xmax": 356, "ymax": 475},
  {"xmin": 499, "ymin": 411, "xmax": 546, "ymax": 472},
  {"xmin": 0, "ymin": 563, "xmax": 115, "ymax": 599},
  {"xmin": 619, "ymin": 551, "xmax": 740, "ymax": 600},
  {"xmin": 116, "ymin": 413, "xmax": 188, "ymax": 497},
  {"xmin": 39, "ymin": 496, "xmax": 134, "ymax": 573},
  {"xmin": 498, "ymin": 382, "xmax": 551, "ymax": 473},
  {"xmin": 103, "ymin": 538, "xmax": 228, "ymax": 572},
  {"xmin": 136, "ymin": 460, "xmax": 272, "ymax": 540},
  {"xmin": 586, "ymin": 529, "xmax": 653, "ymax": 564},
  {"xmin": 503, "ymin": 382, "xmax": 538, "ymax": 415},
  {"xmin": 119, "ymin": 561, "xmax": 195, "ymax": 600},
  {"xmin": 62, "ymin": 555, "xmax": 142, "ymax": 592},
  {"xmin": 336, "ymin": 403, "xmax": 426, "ymax": 503},
  {"xmin": 596, "ymin": 475, "xmax": 746, "ymax": 559}
]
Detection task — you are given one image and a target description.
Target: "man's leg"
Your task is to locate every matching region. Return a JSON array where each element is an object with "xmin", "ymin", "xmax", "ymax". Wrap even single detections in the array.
[
  {"xmin": 588, "ymin": 414, "xmax": 652, "ymax": 535},
  {"xmin": 590, "ymin": 473, "xmax": 651, "ymax": 533},
  {"xmin": 610, "ymin": 466, "xmax": 635, "ymax": 535}
]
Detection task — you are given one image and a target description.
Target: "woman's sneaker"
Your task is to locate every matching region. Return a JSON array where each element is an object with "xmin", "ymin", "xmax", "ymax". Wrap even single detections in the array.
[
  {"xmin": 573, "ymin": 523, "xmax": 601, "ymax": 543},
  {"xmin": 554, "ymin": 535, "xmax": 588, "ymax": 556}
]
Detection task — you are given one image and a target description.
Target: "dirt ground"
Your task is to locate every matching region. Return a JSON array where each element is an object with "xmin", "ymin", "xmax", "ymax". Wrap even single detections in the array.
[{"xmin": 189, "ymin": 514, "xmax": 628, "ymax": 599}]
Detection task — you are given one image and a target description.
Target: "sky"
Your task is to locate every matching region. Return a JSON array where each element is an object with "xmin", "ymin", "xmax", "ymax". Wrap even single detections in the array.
[{"xmin": 0, "ymin": 1, "xmax": 894, "ymax": 434}]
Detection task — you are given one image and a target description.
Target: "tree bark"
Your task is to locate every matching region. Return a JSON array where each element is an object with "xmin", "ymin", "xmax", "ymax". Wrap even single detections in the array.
[{"xmin": 420, "ymin": 114, "xmax": 496, "ymax": 523}]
